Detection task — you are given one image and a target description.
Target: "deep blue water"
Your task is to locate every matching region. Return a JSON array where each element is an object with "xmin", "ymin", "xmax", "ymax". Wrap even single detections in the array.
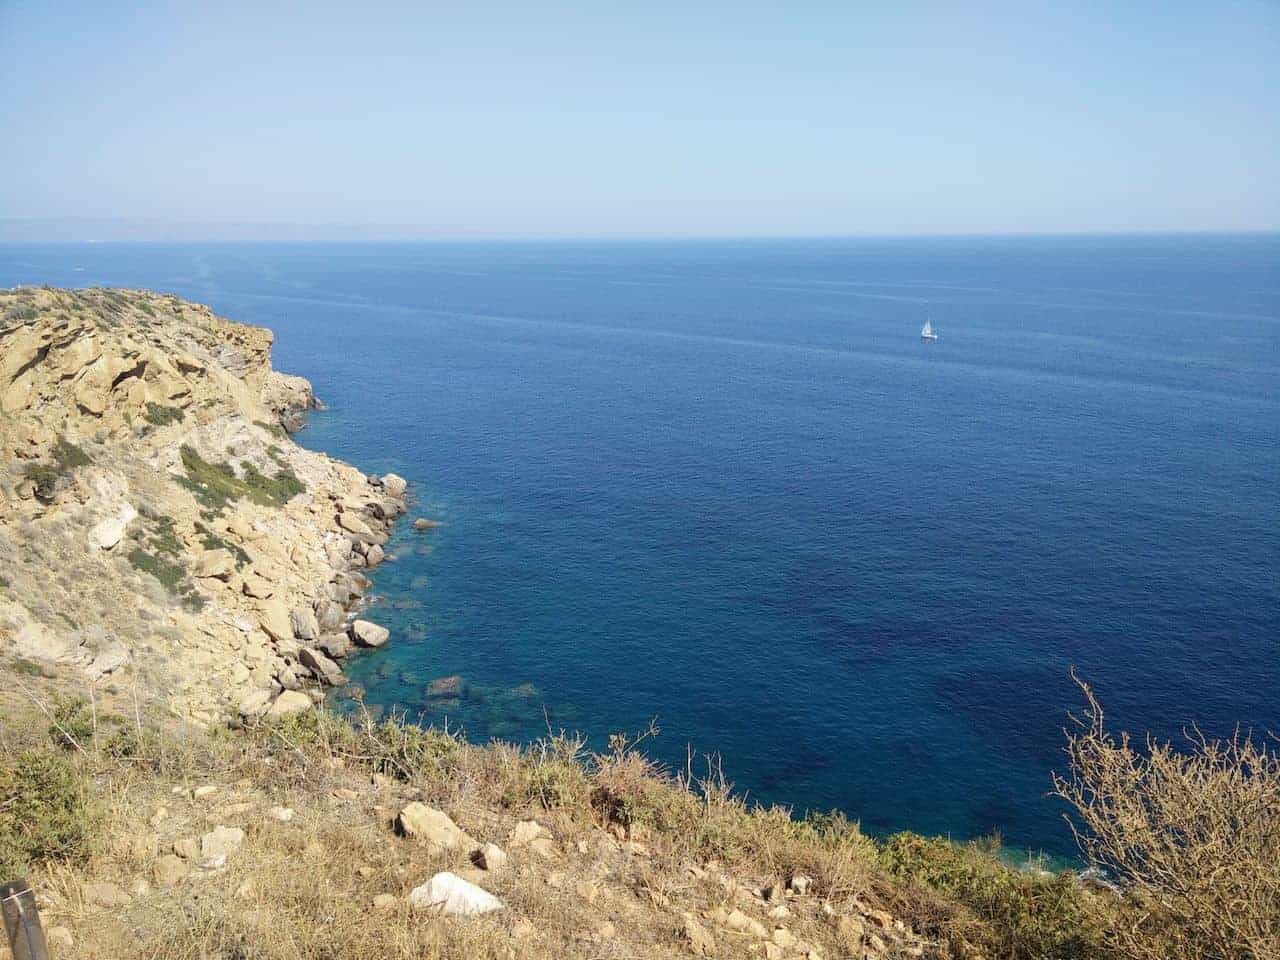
[{"xmin": 3, "ymin": 236, "xmax": 1277, "ymax": 859}]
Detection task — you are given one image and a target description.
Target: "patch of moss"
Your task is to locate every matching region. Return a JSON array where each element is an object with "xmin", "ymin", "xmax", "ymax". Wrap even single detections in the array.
[{"xmin": 143, "ymin": 402, "xmax": 185, "ymax": 426}]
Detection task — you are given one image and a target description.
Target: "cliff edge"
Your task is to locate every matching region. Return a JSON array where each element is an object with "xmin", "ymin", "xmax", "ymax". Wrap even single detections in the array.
[{"xmin": 0, "ymin": 286, "xmax": 403, "ymax": 723}]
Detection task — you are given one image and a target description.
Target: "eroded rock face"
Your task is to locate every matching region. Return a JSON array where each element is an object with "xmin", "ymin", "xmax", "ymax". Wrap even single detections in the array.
[{"xmin": 0, "ymin": 287, "xmax": 408, "ymax": 724}]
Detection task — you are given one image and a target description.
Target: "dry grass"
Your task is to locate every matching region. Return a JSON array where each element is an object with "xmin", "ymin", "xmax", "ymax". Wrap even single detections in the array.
[{"xmin": 1053, "ymin": 673, "xmax": 1280, "ymax": 960}]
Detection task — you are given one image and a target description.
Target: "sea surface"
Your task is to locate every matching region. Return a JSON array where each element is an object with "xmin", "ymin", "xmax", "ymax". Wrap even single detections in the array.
[{"xmin": 3, "ymin": 235, "xmax": 1277, "ymax": 859}]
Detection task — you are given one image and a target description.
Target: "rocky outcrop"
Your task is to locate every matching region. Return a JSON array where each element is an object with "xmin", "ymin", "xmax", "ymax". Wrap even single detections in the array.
[{"xmin": 0, "ymin": 287, "xmax": 405, "ymax": 723}]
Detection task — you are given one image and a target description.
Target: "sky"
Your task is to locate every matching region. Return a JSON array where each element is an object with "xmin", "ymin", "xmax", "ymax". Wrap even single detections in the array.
[{"xmin": 1, "ymin": 1, "xmax": 1277, "ymax": 239}]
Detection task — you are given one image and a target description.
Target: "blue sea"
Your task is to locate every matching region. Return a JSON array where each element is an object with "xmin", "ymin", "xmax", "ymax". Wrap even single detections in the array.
[{"xmin": 3, "ymin": 235, "xmax": 1277, "ymax": 859}]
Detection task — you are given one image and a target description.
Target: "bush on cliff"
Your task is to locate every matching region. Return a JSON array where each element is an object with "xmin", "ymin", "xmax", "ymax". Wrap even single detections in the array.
[
  {"xmin": 176, "ymin": 444, "xmax": 305, "ymax": 513},
  {"xmin": 0, "ymin": 750, "xmax": 92, "ymax": 880},
  {"xmin": 1054, "ymin": 675, "xmax": 1280, "ymax": 960}
]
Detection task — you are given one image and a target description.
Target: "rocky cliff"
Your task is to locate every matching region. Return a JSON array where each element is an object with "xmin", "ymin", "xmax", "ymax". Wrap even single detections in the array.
[{"xmin": 0, "ymin": 286, "xmax": 404, "ymax": 723}]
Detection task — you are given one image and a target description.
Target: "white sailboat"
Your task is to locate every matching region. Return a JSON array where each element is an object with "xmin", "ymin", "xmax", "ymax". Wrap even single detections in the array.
[{"xmin": 920, "ymin": 319, "xmax": 938, "ymax": 341}]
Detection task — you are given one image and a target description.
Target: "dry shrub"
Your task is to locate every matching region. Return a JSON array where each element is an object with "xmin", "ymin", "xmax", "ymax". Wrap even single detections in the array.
[{"xmin": 1054, "ymin": 674, "xmax": 1280, "ymax": 960}]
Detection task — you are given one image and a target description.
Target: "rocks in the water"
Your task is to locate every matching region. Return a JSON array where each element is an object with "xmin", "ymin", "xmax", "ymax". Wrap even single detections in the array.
[
  {"xmin": 407, "ymin": 872, "xmax": 502, "ymax": 915},
  {"xmin": 395, "ymin": 802, "xmax": 473, "ymax": 851},
  {"xmin": 299, "ymin": 647, "xmax": 344, "ymax": 685},
  {"xmin": 337, "ymin": 511, "xmax": 373, "ymax": 538},
  {"xmin": 412, "ymin": 517, "xmax": 438, "ymax": 531},
  {"xmin": 266, "ymin": 690, "xmax": 312, "ymax": 717},
  {"xmin": 365, "ymin": 543, "xmax": 385, "ymax": 567},
  {"xmin": 351, "ymin": 619, "xmax": 389, "ymax": 648},
  {"xmin": 381, "ymin": 473, "xmax": 407, "ymax": 498},
  {"xmin": 318, "ymin": 633, "xmax": 352, "ymax": 660},
  {"xmin": 426, "ymin": 675, "xmax": 466, "ymax": 700}
]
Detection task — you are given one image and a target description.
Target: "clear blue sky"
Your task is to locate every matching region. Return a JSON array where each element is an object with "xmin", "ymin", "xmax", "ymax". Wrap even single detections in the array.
[{"xmin": 1, "ymin": 1, "xmax": 1277, "ymax": 238}]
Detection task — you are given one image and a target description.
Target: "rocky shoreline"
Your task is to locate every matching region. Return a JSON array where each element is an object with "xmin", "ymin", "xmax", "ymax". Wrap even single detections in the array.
[{"xmin": 0, "ymin": 286, "xmax": 411, "ymax": 724}]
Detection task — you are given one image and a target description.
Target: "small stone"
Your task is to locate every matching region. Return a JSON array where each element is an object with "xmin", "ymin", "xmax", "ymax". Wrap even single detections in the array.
[
  {"xmin": 508, "ymin": 819, "xmax": 547, "ymax": 846},
  {"xmin": 192, "ymin": 548, "xmax": 235, "ymax": 580},
  {"xmin": 193, "ymin": 785, "xmax": 218, "ymax": 799},
  {"xmin": 173, "ymin": 837, "xmax": 200, "ymax": 860},
  {"xmin": 372, "ymin": 892, "xmax": 398, "ymax": 911},
  {"xmin": 772, "ymin": 927, "xmax": 798, "ymax": 949},
  {"xmin": 382, "ymin": 473, "xmax": 407, "ymax": 497},
  {"xmin": 412, "ymin": 517, "xmax": 438, "ymax": 531},
  {"xmin": 473, "ymin": 842, "xmax": 508, "ymax": 871},
  {"xmin": 723, "ymin": 909, "xmax": 768, "ymax": 939},
  {"xmin": 681, "ymin": 917, "xmax": 716, "ymax": 956},
  {"xmin": 269, "ymin": 806, "xmax": 295, "ymax": 822},
  {"xmin": 788, "ymin": 873, "xmax": 813, "ymax": 896},
  {"xmin": 201, "ymin": 825, "xmax": 245, "ymax": 861},
  {"xmin": 768, "ymin": 904, "xmax": 791, "ymax": 919},
  {"xmin": 235, "ymin": 879, "xmax": 255, "ymax": 898},
  {"xmin": 238, "ymin": 689, "xmax": 272, "ymax": 720},
  {"xmin": 154, "ymin": 854, "xmax": 187, "ymax": 887},
  {"xmin": 83, "ymin": 881, "xmax": 131, "ymax": 908},
  {"xmin": 47, "ymin": 925, "xmax": 74, "ymax": 949},
  {"xmin": 764, "ymin": 943, "xmax": 784, "ymax": 960},
  {"xmin": 596, "ymin": 920, "xmax": 617, "ymax": 940}
]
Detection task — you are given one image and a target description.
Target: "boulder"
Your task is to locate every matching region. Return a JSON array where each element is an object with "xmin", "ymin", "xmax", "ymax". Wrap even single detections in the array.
[
  {"xmin": 396, "ymin": 803, "xmax": 472, "ymax": 850},
  {"xmin": 315, "ymin": 600, "xmax": 344, "ymax": 632},
  {"xmin": 412, "ymin": 518, "xmax": 438, "ymax": 531},
  {"xmin": 266, "ymin": 690, "xmax": 311, "ymax": 717},
  {"xmin": 351, "ymin": 619, "xmax": 389, "ymax": 648},
  {"xmin": 382, "ymin": 473, "xmax": 407, "ymax": 498},
  {"xmin": 337, "ymin": 512, "xmax": 373, "ymax": 538},
  {"xmin": 290, "ymin": 606, "xmax": 320, "ymax": 641},
  {"xmin": 508, "ymin": 820, "xmax": 548, "ymax": 847},
  {"xmin": 299, "ymin": 647, "xmax": 344, "ymax": 685},
  {"xmin": 407, "ymin": 872, "xmax": 502, "ymax": 916},
  {"xmin": 193, "ymin": 549, "xmax": 236, "ymax": 580},
  {"xmin": 682, "ymin": 918, "xmax": 717, "ymax": 956},
  {"xmin": 237, "ymin": 689, "xmax": 272, "ymax": 719},
  {"xmin": 89, "ymin": 515, "xmax": 129, "ymax": 550},
  {"xmin": 365, "ymin": 543, "xmax": 385, "ymax": 567},
  {"xmin": 318, "ymin": 633, "xmax": 352, "ymax": 660},
  {"xmin": 242, "ymin": 573, "xmax": 273, "ymax": 599},
  {"xmin": 258, "ymin": 599, "xmax": 294, "ymax": 643},
  {"xmin": 85, "ymin": 639, "xmax": 128, "ymax": 680}
]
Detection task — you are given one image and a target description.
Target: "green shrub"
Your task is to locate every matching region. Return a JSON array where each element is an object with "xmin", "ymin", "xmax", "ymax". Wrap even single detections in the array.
[
  {"xmin": 127, "ymin": 547, "xmax": 205, "ymax": 611},
  {"xmin": 176, "ymin": 445, "xmax": 305, "ymax": 513},
  {"xmin": 20, "ymin": 436, "xmax": 91, "ymax": 502},
  {"xmin": 143, "ymin": 402, "xmax": 185, "ymax": 426},
  {"xmin": 47, "ymin": 696, "xmax": 96, "ymax": 750},
  {"xmin": 880, "ymin": 832, "xmax": 1107, "ymax": 960},
  {"xmin": 0, "ymin": 750, "xmax": 92, "ymax": 879}
]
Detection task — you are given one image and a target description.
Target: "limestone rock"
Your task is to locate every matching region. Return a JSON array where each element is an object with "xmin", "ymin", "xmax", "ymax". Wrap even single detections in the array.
[
  {"xmin": 242, "ymin": 574, "xmax": 274, "ymax": 599},
  {"xmin": 351, "ymin": 619, "xmax": 389, "ymax": 648},
  {"xmin": 266, "ymin": 690, "xmax": 312, "ymax": 717},
  {"xmin": 412, "ymin": 517, "xmax": 438, "ymax": 531},
  {"xmin": 381, "ymin": 473, "xmax": 407, "ymax": 498},
  {"xmin": 238, "ymin": 689, "xmax": 272, "ymax": 720},
  {"xmin": 154, "ymin": 853, "xmax": 187, "ymax": 887},
  {"xmin": 407, "ymin": 872, "xmax": 503, "ymax": 915},
  {"xmin": 259, "ymin": 599, "xmax": 294, "ymax": 643},
  {"xmin": 365, "ymin": 543, "xmax": 385, "ymax": 567},
  {"xmin": 396, "ymin": 802, "xmax": 472, "ymax": 851},
  {"xmin": 201, "ymin": 825, "xmax": 244, "ymax": 861},
  {"xmin": 318, "ymin": 633, "xmax": 352, "ymax": 660},
  {"xmin": 193, "ymin": 548, "xmax": 236, "ymax": 580},
  {"xmin": 299, "ymin": 647, "xmax": 344, "ymax": 684},
  {"xmin": 508, "ymin": 819, "xmax": 548, "ymax": 847},
  {"xmin": 473, "ymin": 842, "xmax": 508, "ymax": 871},
  {"xmin": 682, "ymin": 917, "xmax": 716, "ymax": 956},
  {"xmin": 290, "ymin": 606, "xmax": 320, "ymax": 641}
]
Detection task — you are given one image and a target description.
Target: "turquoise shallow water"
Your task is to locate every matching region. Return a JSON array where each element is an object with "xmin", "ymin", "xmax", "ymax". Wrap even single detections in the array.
[{"xmin": 3, "ymin": 235, "xmax": 1277, "ymax": 858}]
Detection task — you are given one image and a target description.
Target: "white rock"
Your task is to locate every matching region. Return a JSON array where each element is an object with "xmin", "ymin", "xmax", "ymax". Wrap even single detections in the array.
[
  {"xmin": 407, "ymin": 872, "xmax": 503, "ymax": 915},
  {"xmin": 382, "ymin": 473, "xmax": 407, "ymax": 498},
  {"xmin": 268, "ymin": 806, "xmax": 295, "ymax": 822},
  {"xmin": 89, "ymin": 514, "xmax": 130, "ymax": 550},
  {"xmin": 396, "ymin": 802, "xmax": 472, "ymax": 850},
  {"xmin": 351, "ymin": 619, "xmax": 389, "ymax": 648},
  {"xmin": 238, "ymin": 689, "xmax": 272, "ymax": 719},
  {"xmin": 201, "ymin": 825, "xmax": 244, "ymax": 861}
]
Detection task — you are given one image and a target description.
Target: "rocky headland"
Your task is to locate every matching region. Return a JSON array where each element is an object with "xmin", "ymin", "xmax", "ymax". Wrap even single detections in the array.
[{"xmin": 0, "ymin": 285, "xmax": 404, "ymax": 723}]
